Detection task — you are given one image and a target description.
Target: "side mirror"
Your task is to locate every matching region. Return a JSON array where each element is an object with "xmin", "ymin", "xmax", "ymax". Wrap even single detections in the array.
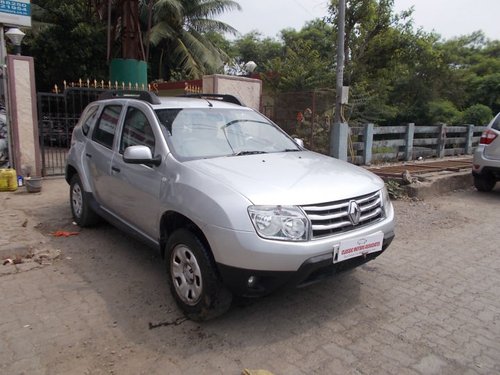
[
  {"xmin": 123, "ymin": 145, "xmax": 161, "ymax": 166},
  {"xmin": 294, "ymin": 138, "xmax": 304, "ymax": 148}
]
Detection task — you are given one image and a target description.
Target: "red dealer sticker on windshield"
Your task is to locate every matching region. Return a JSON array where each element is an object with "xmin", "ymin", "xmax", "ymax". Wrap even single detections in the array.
[{"xmin": 336, "ymin": 232, "xmax": 384, "ymax": 263}]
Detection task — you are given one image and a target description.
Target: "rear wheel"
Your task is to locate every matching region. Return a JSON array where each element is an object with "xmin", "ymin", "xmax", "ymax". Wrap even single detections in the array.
[
  {"xmin": 70, "ymin": 174, "xmax": 100, "ymax": 227},
  {"xmin": 473, "ymin": 174, "xmax": 495, "ymax": 192},
  {"xmin": 165, "ymin": 229, "xmax": 232, "ymax": 321}
]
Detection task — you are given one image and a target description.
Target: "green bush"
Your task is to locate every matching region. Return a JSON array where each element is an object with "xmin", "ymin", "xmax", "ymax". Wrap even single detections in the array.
[
  {"xmin": 428, "ymin": 100, "xmax": 461, "ymax": 125},
  {"xmin": 461, "ymin": 104, "xmax": 493, "ymax": 126}
]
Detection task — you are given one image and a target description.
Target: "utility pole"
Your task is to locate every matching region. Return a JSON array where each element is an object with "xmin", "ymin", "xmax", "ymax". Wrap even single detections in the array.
[
  {"xmin": 334, "ymin": 0, "xmax": 345, "ymax": 125},
  {"xmin": 330, "ymin": 0, "xmax": 348, "ymax": 160}
]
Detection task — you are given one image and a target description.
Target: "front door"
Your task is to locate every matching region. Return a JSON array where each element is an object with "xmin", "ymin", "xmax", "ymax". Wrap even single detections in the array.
[{"xmin": 107, "ymin": 105, "xmax": 163, "ymax": 240}]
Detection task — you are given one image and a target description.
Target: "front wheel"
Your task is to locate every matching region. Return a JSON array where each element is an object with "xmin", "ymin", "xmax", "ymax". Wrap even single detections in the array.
[
  {"xmin": 165, "ymin": 229, "xmax": 232, "ymax": 321},
  {"xmin": 473, "ymin": 174, "xmax": 495, "ymax": 192}
]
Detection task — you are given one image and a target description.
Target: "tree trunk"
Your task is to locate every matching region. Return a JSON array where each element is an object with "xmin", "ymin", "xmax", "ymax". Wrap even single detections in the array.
[{"xmin": 121, "ymin": 0, "xmax": 144, "ymax": 60}]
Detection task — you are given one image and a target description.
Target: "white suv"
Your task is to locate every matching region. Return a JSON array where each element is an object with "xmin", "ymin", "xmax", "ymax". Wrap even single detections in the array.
[
  {"xmin": 473, "ymin": 112, "xmax": 500, "ymax": 192},
  {"xmin": 65, "ymin": 91, "xmax": 395, "ymax": 320}
]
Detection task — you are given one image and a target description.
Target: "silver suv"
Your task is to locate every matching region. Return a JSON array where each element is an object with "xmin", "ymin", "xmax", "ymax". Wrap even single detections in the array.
[
  {"xmin": 473, "ymin": 112, "xmax": 500, "ymax": 191},
  {"xmin": 65, "ymin": 91, "xmax": 395, "ymax": 320}
]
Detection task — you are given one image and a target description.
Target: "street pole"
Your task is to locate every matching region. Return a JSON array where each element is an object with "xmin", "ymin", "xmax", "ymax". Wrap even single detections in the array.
[
  {"xmin": 334, "ymin": 0, "xmax": 345, "ymax": 125},
  {"xmin": 330, "ymin": 0, "xmax": 348, "ymax": 159}
]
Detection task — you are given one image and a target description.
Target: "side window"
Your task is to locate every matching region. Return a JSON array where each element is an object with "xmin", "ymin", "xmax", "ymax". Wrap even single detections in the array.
[
  {"xmin": 92, "ymin": 105, "xmax": 122, "ymax": 149},
  {"xmin": 81, "ymin": 106, "xmax": 98, "ymax": 136},
  {"xmin": 120, "ymin": 107, "xmax": 155, "ymax": 154}
]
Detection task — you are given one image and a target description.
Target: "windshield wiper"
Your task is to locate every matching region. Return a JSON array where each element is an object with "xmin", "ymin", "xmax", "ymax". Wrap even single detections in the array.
[
  {"xmin": 223, "ymin": 119, "xmax": 271, "ymax": 128},
  {"xmin": 232, "ymin": 150, "xmax": 267, "ymax": 156},
  {"xmin": 282, "ymin": 148, "xmax": 300, "ymax": 152}
]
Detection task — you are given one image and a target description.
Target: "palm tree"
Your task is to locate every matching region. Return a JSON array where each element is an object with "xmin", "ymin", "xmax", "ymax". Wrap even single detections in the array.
[
  {"xmin": 31, "ymin": 0, "xmax": 241, "ymax": 83},
  {"xmin": 146, "ymin": 0, "xmax": 241, "ymax": 80}
]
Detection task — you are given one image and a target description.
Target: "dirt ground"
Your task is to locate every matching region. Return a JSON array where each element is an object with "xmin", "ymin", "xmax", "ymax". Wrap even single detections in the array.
[{"xmin": 1, "ymin": 178, "xmax": 499, "ymax": 375}]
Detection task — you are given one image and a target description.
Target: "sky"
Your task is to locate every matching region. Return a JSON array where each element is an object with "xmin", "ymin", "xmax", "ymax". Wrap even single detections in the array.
[{"xmin": 217, "ymin": 0, "xmax": 500, "ymax": 41}]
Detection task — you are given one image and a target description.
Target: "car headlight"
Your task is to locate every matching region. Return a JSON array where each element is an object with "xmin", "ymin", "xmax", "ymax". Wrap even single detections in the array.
[
  {"xmin": 380, "ymin": 186, "xmax": 392, "ymax": 217},
  {"xmin": 248, "ymin": 205, "xmax": 310, "ymax": 241}
]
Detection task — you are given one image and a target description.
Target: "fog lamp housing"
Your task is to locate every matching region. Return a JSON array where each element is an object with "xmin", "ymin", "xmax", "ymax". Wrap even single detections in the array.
[{"xmin": 247, "ymin": 276, "xmax": 258, "ymax": 287}]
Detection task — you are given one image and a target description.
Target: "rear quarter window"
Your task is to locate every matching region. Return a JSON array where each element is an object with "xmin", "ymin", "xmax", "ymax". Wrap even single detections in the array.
[
  {"xmin": 81, "ymin": 106, "xmax": 99, "ymax": 136},
  {"xmin": 92, "ymin": 105, "xmax": 122, "ymax": 149},
  {"xmin": 491, "ymin": 114, "xmax": 500, "ymax": 131}
]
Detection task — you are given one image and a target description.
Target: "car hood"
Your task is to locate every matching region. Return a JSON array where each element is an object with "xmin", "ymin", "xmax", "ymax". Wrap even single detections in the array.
[{"xmin": 185, "ymin": 151, "xmax": 383, "ymax": 205}]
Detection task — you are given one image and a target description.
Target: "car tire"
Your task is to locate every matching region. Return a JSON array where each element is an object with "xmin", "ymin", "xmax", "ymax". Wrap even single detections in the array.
[
  {"xmin": 473, "ymin": 174, "xmax": 495, "ymax": 192},
  {"xmin": 165, "ymin": 228, "xmax": 232, "ymax": 321},
  {"xmin": 70, "ymin": 174, "xmax": 100, "ymax": 227}
]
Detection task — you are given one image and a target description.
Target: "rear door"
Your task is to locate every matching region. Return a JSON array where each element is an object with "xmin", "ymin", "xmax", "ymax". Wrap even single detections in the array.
[{"xmin": 85, "ymin": 104, "xmax": 123, "ymax": 207}]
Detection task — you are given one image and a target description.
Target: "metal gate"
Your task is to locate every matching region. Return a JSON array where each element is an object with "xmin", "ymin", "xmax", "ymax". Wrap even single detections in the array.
[{"xmin": 37, "ymin": 88, "xmax": 105, "ymax": 176}]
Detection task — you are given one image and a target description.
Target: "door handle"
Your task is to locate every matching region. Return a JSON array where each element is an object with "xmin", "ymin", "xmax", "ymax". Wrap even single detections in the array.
[
  {"xmin": 111, "ymin": 166, "xmax": 121, "ymax": 173},
  {"xmin": 85, "ymin": 153, "xmax": 92, "ymax": 158}
]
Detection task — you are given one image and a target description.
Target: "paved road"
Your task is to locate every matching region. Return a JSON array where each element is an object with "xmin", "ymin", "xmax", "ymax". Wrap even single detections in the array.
[{"xmin": 1, "ymin": 178, "xmax": 499, "ymax": 374}]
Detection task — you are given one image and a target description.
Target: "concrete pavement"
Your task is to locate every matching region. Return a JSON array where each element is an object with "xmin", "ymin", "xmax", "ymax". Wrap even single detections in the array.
[
  {"xmin": 1, "ymin": 177, "xmax": 499, "ymax": 374},
  {"xmin": 0, "ymin": 179, "xmax": 62, "ymax": 275}
]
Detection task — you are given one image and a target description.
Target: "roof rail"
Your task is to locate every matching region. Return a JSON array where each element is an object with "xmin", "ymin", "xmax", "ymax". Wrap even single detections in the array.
[
  {"xmin": 98, "ymin": 90, "xmax": 161, "ymax": 105},
  {"xmin": 179, "ymin": 93, "xmax": 245, "ymax": 106}
]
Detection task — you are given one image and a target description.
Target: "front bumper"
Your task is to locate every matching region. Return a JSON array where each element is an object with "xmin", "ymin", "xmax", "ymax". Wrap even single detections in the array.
[
  {"xmin": 218, "ymin": 232, "xmax": 394, "ymax": 297},
  {"xmin": 206, "ymin": 202, "xmax": 395, "ymax": 272}
]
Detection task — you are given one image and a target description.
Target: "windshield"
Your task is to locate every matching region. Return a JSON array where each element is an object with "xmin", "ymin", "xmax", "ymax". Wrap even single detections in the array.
[{"xmin": 155, "ymin": 108, "xmax": 300, "ymax": 160}]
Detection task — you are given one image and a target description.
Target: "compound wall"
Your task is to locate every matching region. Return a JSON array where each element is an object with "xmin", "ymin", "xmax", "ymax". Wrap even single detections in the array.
[{"xmin": 203, "ymin": 75, "xmax": 262, "ymax": 111}]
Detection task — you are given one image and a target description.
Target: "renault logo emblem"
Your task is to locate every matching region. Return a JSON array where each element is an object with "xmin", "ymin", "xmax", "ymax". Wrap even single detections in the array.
[{"xmin": 348, "ymin": 200, "xmax": 361, "ymax": 225}]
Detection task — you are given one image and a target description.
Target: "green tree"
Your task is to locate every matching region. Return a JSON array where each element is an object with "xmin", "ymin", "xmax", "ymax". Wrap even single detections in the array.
[
  {"xmin": 26, "ymin": 0, "xmax": 243, "ymax": 86},
  {"xmin": 428, "ymin": 100, "xmax": 461, "ymax": 124},
  {"xmin": 462, "ymin": 104, "xmax": 493, "ymax": 126},
  {"xmin": 436, "ymin": 32, "xmax": 500, "ymax": 113},
  {"xmin": 326, "ymin": 0, "xmax": 424, "ymax": 124},
  {"xmin": 327, "ymin": 0, "xmax": 409, "ymax": 84},
  {"xmin": 24, "ymin": 0, "xmax": 500, "ymax": 127},
  {"xmin": 474, "ymin": 72, "xmax": 500, "ymax": 113},
  {"xmin": 25, "ymin": 1, "xmax": 108, "ymax": 91},
  {"xmin": 147, "ymin": 0, "xmax": 241, "ymax": 80},
  {"xmin": 280, "ymin": 19, "xmax": 335, "ymax": 63},
  {"xmin": 230, "ymin": 31, "xmax": 282, "ymax": 70},
  {"xmin": 247, "ymin": 20, "xmax": 335, "ymax": 92},
  {"xmin": 387, "ymin": 31, "xmax": 452, "ymax": 125},
  {"xmin": 263, "ymin": 40, "xmax": 334, "ymax": 92}
]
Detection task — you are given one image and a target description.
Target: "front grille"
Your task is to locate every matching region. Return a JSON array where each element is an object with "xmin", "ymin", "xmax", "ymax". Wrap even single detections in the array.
[{"xmin": 301, "ymin": 190, "xmax": 383, "ymax": 239}]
